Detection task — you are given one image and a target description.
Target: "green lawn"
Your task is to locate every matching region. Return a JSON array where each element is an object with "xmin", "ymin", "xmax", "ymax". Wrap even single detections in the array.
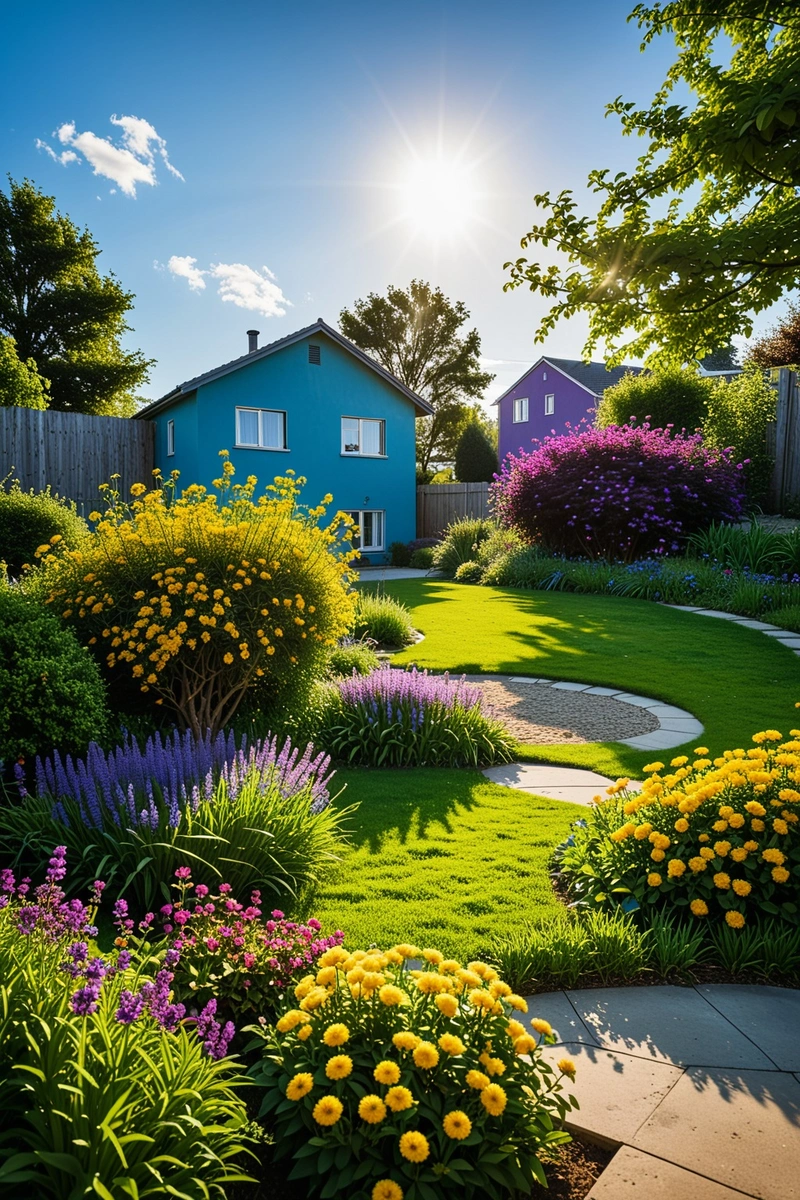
[{"xmin": 308, "ymin": 768, "xmax": 581, "ymax": 960}]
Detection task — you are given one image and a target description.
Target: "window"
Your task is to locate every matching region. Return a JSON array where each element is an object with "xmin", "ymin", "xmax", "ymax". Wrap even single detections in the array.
[
  {"xmin": 235, "ymin": 407, "xmax": 287, "ymax": 450},
  {"xmin": 166, "ymin": 419, "xmax": 175, "ymax": 456},
  {"xmin": 346, "ymin": 509, "xmax": 385, "ymax": 552},
  {"xmin": 543, "ymin": 371, "xmax": 547, "ymax": 381},
  {"xmin": 544, "ymin": 394, "xmax": 555, "ymax": 416},
  {"xmin": 341, "ymin": 416, "xmax": 385, "ymax": 456},
  {"xmin": 308, "ymin": 344, "xmax": 321, "ymax": 365},
  {"xmin": 513, "ymin": 397, "xmax": 529, "ymax": 423}
]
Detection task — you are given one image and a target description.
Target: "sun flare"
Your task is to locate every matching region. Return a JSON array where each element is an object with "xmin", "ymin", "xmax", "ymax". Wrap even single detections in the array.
[{"xmin": 398, "ymin": 158, "xmax": 478, "ymax": 240}]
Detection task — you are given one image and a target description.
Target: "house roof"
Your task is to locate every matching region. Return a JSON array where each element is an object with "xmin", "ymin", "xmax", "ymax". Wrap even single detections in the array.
[
  {"xmin": 134, "ymin": 319, "xmax": 435, "ymax": 419},
  {"xmin": 492, "ymin": 355, "xmax": 644, "ymax": 405}
]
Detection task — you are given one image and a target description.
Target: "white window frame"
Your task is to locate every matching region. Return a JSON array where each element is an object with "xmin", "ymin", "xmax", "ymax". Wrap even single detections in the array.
[
  {"xmin": 235, "ymin": 406, "xmax": 288, "ymax": 451},
  {"xmin": 166, "ymin": 419, "xmax": 175, "ymax": 456},
  {"xmin": 512, "ymin": 397, "xmax": 529, "ymax": 423},
  {"xmin": 341, "ymin": 416, "xmax": 386, "ymax": 457},
  {"xmin": 346, "ymin": 509, "xmax": 385, "ymax": 552},
  {"xmin": 544, "ymin": 394, "xmax": 555, "ymax": 416}
]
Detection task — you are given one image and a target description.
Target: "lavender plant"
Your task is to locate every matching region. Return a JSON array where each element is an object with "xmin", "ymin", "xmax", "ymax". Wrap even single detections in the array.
[
  {"xmin": 319, "ymin": 665, "xmax": 516, "ymax": 767},
  {"xmin": 0, "ymin": 729, "xmax": 348, "ymax": 910}
]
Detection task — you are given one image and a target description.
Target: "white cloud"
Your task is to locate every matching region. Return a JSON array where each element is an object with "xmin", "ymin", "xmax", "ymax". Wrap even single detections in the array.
[
  {"xmin": 36, "ymin": 114, "xmax": 183, "ymax": 197},
  {"xmin": 167, "ymin": 255, "xmax": 207, "ymax": 291},
  {"xmin": 209, "ymin": 262, "xmax": 291, "ymax": 317}
]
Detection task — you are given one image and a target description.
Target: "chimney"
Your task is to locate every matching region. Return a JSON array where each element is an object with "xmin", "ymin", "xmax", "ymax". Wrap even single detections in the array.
[{"xmin": 247, "ymin": 329, "xmax": 260, "ymax": 353}]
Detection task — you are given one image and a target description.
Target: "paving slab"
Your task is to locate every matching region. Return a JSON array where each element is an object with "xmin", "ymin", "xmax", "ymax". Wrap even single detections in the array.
[
  {"xmin": 586, "ymin": 1146, "xmax": 750, "ymax": 1200},
  {"xmin": 566, "ymin": 986, "xmax": 775, "ymax": 1070},
  {"xmin": 775, "ymin": 637, "xmax": 800, "ymax": 649},
  {"xmin": 551, "ymin": 680, "xmax": 592, "ymax": 691},
  {"xmin": 584, "ymin": 686, "xmax": 625, "ymax": 696},
  {"xmin": 696, "ymin": 986, "xmax": 800, "ymax": 1072},
  {"xmin": 646, "ymin": 703, "xmax": 697, "ymax": 720},
  {"xmin": 692, "ymin": 610, "xmax": 742, "ymax": 620},
  {"xmin": 728, "ymin": 619, "xmax": 780, "ymax": 631},
  {"xmin": 521, "ymin": 990, "xmax": 600, "ymax": 1046},
  {"xmin": 482, "ymin": 764, "xmax": 619, "ymax": 789},
  {"xmin": 509, "ymin": 676, "xmax": 552, "ymax": 684},
  {"xmin": 633, "ymin": 1067, "xmax": 800, "ymax": 1200},
  {"xmin": 607, "ymin": 692, "xmax": 658, "ymax": 708},
  {"xmin": 621, "ymin": 729, "xmax": 697, "ymax": 750},
  {"xmin": 514, "ymin": 785, "xmax": 606, "ymax": 806},
  {"xmin": 539, "ymin": 1041, "xmax": 684, "ymax": 1145},
  {"xmin": 762, "ymin": 628, "xmax": 796, "ymax": 637}
]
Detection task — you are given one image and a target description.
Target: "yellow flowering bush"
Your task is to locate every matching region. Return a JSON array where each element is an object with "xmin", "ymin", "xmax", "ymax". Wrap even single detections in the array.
[
  {"xmin": 249, "ymin": 944, "xmax": 577, "ymax": 1200},
  {"xmin": 558, "ymin": 730, "xmax": 800, "ymax": 929},
  {"xmin": 31, "ymin": 457, "xmax": 357, "ymax": 734}
]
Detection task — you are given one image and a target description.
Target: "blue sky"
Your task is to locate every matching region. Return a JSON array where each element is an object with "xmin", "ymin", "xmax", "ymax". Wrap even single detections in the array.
[{"xmin": 0, "ymin": 0, "xmax": 755, "ymax": 407}]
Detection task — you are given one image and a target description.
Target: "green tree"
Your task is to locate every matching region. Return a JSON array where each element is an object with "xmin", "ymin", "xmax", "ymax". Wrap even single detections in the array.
[
  {"xmin": 0, "ymin": 178, "xmax": 152, "ymax": 415},
  {"xmin": 700, "ymin": 345, "xmax": 740, "ymax": 372},
  {"xmin": 505, "ymin": 1, "xmax": 800, "ymax": 365},
  {"xmin": 0, "ymin": 334, "xmax": 49, "ymax": 409},
  {"xmin": 746, "ymin": 302, "xmax": 800, "ymax": 367},
  {"xmin": 454, "ymin": 420, "xmax": 499, "ymax": 482},
  {"xmin": 339, "ymin": 280, "xmax": 494, "ymax": 471},
  {"xmin": 597, "ymin": 365, "xmax": 714, "ymax": 431},
  {"xmin": 703, "ymin": 368, "xmax": 776, "ymax": 504}
]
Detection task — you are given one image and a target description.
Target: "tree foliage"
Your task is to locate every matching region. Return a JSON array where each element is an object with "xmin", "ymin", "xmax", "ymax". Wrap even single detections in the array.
[
  {"xmin": 505, "ymin": 2, "xmax": 800, "ymax": 365},
  {"xmin": 0, "ymin": 334, "xmax": 49, "ymax": 409},
  {"xmin": 597, "ymin": 365, "xmax": 714, "ymax": 432},
  {"xmin": 747, "ymin": 301, "xmax": 800, "ymax": 367},
  {"xmin": 454, "ymin": 419, "xmax": 499, "ymax": 481},
  {"xmin": 0, "ymin": 178, "xmax": 152, "ymax": 415},
  {"xmin": 703, "ymin": 367, "xmax": 776, "ymax": 504},
  {"xmin": 339, "ymin": 280, "xmax": 494, "ymax": 470}
]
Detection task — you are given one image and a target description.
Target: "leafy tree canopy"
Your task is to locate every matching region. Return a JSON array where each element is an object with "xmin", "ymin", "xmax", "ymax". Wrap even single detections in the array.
[
  {"xmin": 0, "ymin": 334, "xmax": 49, "ymax": 410},
  {"xmin": 454, "ymin": 419, "xmax": 499, "ymax": 482},
  {"xmin": 0, "ymin": 178, "xmax": 152, "ymax": 415},
  {"xmin": 747, "ymin": 301, "xmax": 800, "ymax": 367},
  {"xmin": 339, "ymin": 280, "xmax": 494, "ymax": 470},
  {"xmin": 505, "ymin": 1, "xmax": 800, "ymax": 366},
  {"xmin": 700, "ymin": 344, "xmax": 740, "ymax": 371}
]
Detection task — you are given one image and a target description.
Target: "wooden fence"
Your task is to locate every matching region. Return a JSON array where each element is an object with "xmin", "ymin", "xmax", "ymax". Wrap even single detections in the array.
[
  {"xmin": 768, "ymin": 368, "xmax": 800, "ymax": 514},
  {"xmin": 416, "ymin": 481, "xmax": 491, "ymax": 539},
  {"xmin": 0, "ymin": 406, "xmax": 154, "ymax": 514}
]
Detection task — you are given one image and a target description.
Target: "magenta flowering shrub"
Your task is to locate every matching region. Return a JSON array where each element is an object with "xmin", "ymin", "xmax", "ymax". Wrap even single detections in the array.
[
  {"xmin": 151, "ymin": 868, "xmax": 344, "ymax": 1018},
  {"xmin": 491, "ymin": 423, "xmax": 747, "ymax": 561}
]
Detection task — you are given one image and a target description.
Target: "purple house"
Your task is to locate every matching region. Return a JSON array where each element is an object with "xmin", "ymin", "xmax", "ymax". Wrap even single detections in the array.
[{"xmin": 493, "ymin": 356, "xmax": 644, "ymax": 464}]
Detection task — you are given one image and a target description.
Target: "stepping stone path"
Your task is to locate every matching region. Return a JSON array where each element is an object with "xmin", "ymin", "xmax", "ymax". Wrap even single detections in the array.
[
  {"xmin": 483, "ymin": 762, "xmax": 637, "ymax": 806},
  {"xmin": 525, "ymin": 984, "xmax": 800, "ymax": 1200}
]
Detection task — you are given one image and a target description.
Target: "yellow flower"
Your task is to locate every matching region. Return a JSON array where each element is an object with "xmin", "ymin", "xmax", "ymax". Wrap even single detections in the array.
[
  {"xmin": 700, "ymin": 847, "xmax": 715, "ymax": 860},
  {"xmin": 674, "ymin": 818, "xmax": 689, "ymax": 833},
  {"xmin": 438, "ymin": 1034, "xmax": 465, "ymax": 1056},
  {"xmin": 773, "ymin": 819, "xmax": 789, "ymax": 835},
  {"xmin": 385, "ymin": 1086, "xmax": 414, "ymax": 1112},
  {"xmin": 713, "ymin": 872, "xmax": 731, "ymax": 890},
  {"xmin": 667, "ymin": 859, "xmax": 687, "ymax": 878},
  {"xmin": 558, "ymin": 1058, "xmax": 577, "ymax": 1079},
  {"xmin": 480, "ymin": 1083, "xmax": 508, "ymax": 1116},
  {"xmin": 372, "ymin": 1182, "xmax": 403, "ymax": 1200},
  {"xmin": 713, "ymin": 841, "xmax": 731, "ymax": 857},
  {"xmin": 374, "ymin": 1061, "xmax": 401, "ymax": 1086},
  {"xmin": 359, "ymin": 1094, "xmax": 387, "ymax": 1124},
  {"xmin": 745, "ymin": 801, "xmax": 766, "ymax": 817},
  {"xmin": 513, "ymin": 1034, "xmax": 538, "ymax": 1055},
  {"xmin": 223, "ymin": 652, "xmax": 234, "ymax": 665},
  {"xmin": 688, "ymin": 856, "xmax": 708, "ymax": 873},
  {"xmin": 507, "ymin": 994, "xmax": 528, "ymax": 1012},
  {"xmin": 412, "ymin": 1042, "xmax": 439, "ymax": 1069},
  {"xmin": 690, "ymin": 899, "xmax": 709, "ymax": 916},
  {"xmin": 772, "ymin": 866, "xmax": 790, "ymax": 883},
  {"xmin": 507, "ymin": 1019, "xmax": 526, "ymax": 1040},
  {"xmin": 442, "ymin": 1110, "xmax": 472, "ymax": 1140},
  {"xmin": 276, "ymin": 1009, "xmax": 307, "ymax": 1033},
  {"xmin": 647, "ymin": 873, "xmax": 662, "ymax": 887},
  {"xmin": 725, "ymin": 911, "xmax": 745, "ymax": 929},
  {"xmin": 323, "ymin": 1023, "xmax": 350, "ymax": 1047},
  {"xmin": 435, "ymin": 993, "xmax": 458, "ymax": 1018},
  {"xmin": 466, "ymin": 1069, "xmax": 490, "ymax": 1090},
  {"xmin": 530, "ymin": 1018, "xmax": 552, "ymax": 1037},
  {"xmin": 325, "ymin": 1054, "xmax": 353, "ymax": 1080},
  {"xmin": 392, "ymin": 1031, "xmax": 420, "ymax": 1052},
  {"xmin": 297, "ymin": 1024, "xmax": 313, "ymax": 1041},
  {"xmin": 650, "ymin": 849, "xmax": 666, "ymax": 862},
  {"xmin": 479, "ymin": 1053, "xmax": 506, "ymax": 1076},
  {"xmin": 399, "ymin": 1131, "xmax": 430, "ymax": 1163},
  {"xmin": 286, "ymin": 1072, "xmax": 313, "ymax": 1100},
  {"xmin": 732, "ymin": 879, "xmax": 751, "ymax": 897},
  {"xmin": 762, "ymin": 848, "xmax": 786, "ymax": 865},
  {"xmin": 378, "ymin": 984, "xmax": 404, "ymax": 1007},
  {"xmin": 469, "ymin": 988, "xmax": 496, "ymax": 1011},
  {"xmin": 312, "ymin": 1096, "xmax": 343, "ymax": 1126}
]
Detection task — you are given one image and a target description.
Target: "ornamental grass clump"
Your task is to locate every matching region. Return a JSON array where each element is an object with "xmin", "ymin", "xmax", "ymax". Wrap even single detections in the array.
[
  {"xmin": 30, "ymin": 458, "xmax": 357, "ymax": 734},
  {"xmin": 0, "ymin": 728, "xmax": 345, "ymax": 909},
  {"xmin": 249, "ymin": 944, "xmax": 578, "ymax": 1199},
  {"xmin": 491, "ymin": 423, "xmax": 747, "ymax": 562},
  {"xmin": 557, "ymin": 729, "xmax": 800, "ymax": 929},
  {"xmin": 319, "ymin": 666, "xmax": 515, "ymax": 767}
]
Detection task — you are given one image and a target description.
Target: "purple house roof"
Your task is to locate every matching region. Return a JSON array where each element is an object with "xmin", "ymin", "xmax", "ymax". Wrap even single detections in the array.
[{"xmin": 493, "ymin": 355, "xmax": 644, "ymax": 464}]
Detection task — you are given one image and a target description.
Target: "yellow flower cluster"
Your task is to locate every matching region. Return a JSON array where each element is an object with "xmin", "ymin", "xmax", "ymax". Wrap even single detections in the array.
[
  {"xmin": 600, "ymin": 734, "xmax": 799, "ymax": 928},
  {"xmin": 35, "ymin": 458, "xmax": 357, "ymax": 733}
]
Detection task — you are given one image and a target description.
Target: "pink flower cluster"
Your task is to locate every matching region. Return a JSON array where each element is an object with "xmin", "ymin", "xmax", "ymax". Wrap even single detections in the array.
[{"xmin": 491, "ymin": 421, "xmax": 747, "ymax": 562}]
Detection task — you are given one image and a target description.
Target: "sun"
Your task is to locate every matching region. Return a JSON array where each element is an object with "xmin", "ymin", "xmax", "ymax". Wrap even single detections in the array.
[{"xmin": 398, "ymin": 157, "xmax": 478, "ymax": 240}]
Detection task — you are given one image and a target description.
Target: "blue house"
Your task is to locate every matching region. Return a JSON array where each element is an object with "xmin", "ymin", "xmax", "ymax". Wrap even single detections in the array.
[{"xmin": 134, "ymin": 320, "xmax": 432, "ymax": 562}]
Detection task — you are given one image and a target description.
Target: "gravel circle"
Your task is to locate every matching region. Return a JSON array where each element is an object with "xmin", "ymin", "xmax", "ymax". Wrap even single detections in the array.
[{"xmin": 466, "ymin": 676, "xmax": 660, "ymax": 744}]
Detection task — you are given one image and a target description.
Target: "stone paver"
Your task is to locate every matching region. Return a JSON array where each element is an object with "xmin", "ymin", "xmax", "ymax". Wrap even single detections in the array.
[
  {"xmin": 482, "ymin": 762, "xmax": 639, "ymax": 806},
  {"xmin": 586, "ymin": 1146, "xmax": 749, "ymax": 1200},
  {"xmin": 696, "ymin": 986, "xmax": 800, "ymax": 1072},
  {"xmin": 567, "ymin": 986, "xmax": 775, "ymax": 1070},
  {"xmin": 633, "ymin": 1067, "xmax": 800, "ymax": 1200},
  {"xmin": 523, "ymin": 991, "xmax": 600, "ymax": 1046},
  {"xmin": 356, "ymin": 566, "xmax": 439, "ymax": 581}
]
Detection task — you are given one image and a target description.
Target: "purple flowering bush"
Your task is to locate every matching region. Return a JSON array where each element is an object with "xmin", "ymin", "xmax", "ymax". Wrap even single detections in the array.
[
  {"xmin": 150, "ymin": 867, "xmax": 344, "ymax": 1018},
  {"xmin": 319, "ymin": 666, "xmax": 516, "ymax": 767},
  {"xmin": 0, "ymin": 849, "xmax": 253, "ymax": 1196},
  {"xmin": 491, "ymin": 423, "xmax": 747, "ymax": 562},
  {"xmin": 0, "ymin": 728, "xmax": 345, "ymax": 910}
]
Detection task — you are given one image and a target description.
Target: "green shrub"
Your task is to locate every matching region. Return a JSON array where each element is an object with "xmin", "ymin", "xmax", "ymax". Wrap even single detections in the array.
[
  {"xmin": 410, "ymin": 545, "xmax": 435, "ymax": 569},
  {"xmin": 0, "ymin": 585, "xmax": 108, "ymax": 764},
  {"xmin": 703, "ymin": 369, "xmax": 776, "ymax": 505},
  {"xmin": 389, "ymin": 541, "xmax": 412, "ymax": 567},
  {"xmin": 0, "ymin": 479, "xmax": 87, "ymax": 578},
  {"xmin": 647, "ymin": 913, "xmax": 708, "ymax": 979},
  {"xmin": 432, "ymin": 517, "xmax": 497, "ymax": 577},
  {"xmin": 327, "ymin": 640, "xmax": 380, "ymax": 677},
  {"xmin": 773, "ymin": 605, "xmax": 800, "ymax": 633},
  {"xmin": 249, "ymin": 943, "xmax": 577, "ymax": 1200},
  {"xmin": 454, "ymin": 420, "xmax": 499, "ymax": 482},
  {"xmin": 352, "ymin": 590, "xmax": 415, "ymax": 646},
  {"xmin": 597, "ymin": 365, "xmax": 713, "ymax": 432},
  {"xmin": 454, "ymin": 560, "xmax": 483, "ymax": 583}
]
